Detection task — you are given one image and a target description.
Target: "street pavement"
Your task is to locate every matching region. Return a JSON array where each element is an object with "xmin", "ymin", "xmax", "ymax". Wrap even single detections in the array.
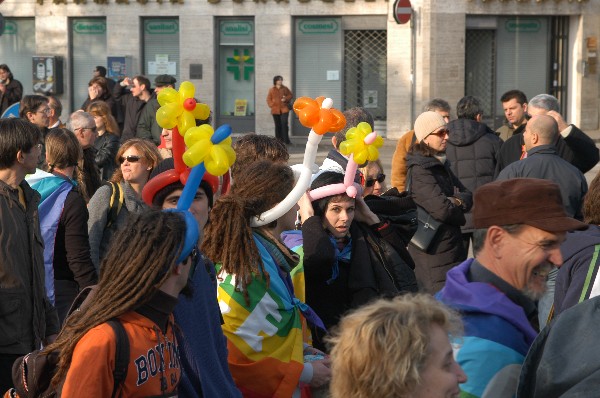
[{"xmin": 286, "ymin": 129, "xmax": 600, "ymax": 186}]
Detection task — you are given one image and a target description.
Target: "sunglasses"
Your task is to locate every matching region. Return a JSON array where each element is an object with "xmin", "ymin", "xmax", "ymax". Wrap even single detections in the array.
[
  {"xmin": 430, "ymin": 129, "xmax": 449, "ymax": 138},
  {"xmin": 366, "ymin": 173, "xmax": 386, "ymax": 187},
  {"xmin": 118, "ymin": 155, "xmax": 142, "ymax": 164}
]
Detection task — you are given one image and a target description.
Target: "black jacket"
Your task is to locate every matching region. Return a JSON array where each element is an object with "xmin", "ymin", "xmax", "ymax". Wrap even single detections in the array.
[
  {"xmin": 495, "ymin": 124, "xmax": 599, "ymax": 176},
  {"xmin": 446, "ymin": 118, "xmax": 502, "ymax": 231},
  {"xmin": 301, "ymin": 216, "xmax": 417, "ymax": 351},
  {"xmin": 406, "ymin": 151, "xmax": 472, "ymax": 294},
  {"xmin": 0, "ymin": 78, "xmax": 23, "ymax": 115},
  {"xmin": 94, "ymin": 132, "xmax": 120, "ymax": 181},
  {"xmin": 136, "ymin": 96, "xmax": 161, "ymax": 145},
  {"xmin": 0, "ymin": 179, "xmax": 60, "ymax": 354},
  {"xmin": 113, "ymin": 84, "xmax": 149, "ymax": 142},
  {"xmin": 497, "ymin": 145, "xmax": 588, "ymax": 220}
]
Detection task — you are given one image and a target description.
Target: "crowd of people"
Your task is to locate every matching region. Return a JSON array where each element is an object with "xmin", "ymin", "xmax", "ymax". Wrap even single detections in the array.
[{"xmin": 0, "ymin": 64, "xmax": 599, "ymax": 398}]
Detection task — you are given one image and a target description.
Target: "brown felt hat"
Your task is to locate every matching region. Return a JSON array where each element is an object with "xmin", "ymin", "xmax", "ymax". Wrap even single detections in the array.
[{"xmin": 473, "ymin": 178, "xmax": 587, "ymax": 232}]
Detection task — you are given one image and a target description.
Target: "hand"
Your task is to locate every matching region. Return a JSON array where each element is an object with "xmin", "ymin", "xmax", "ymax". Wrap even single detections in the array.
[
  {"xmin": 122, "ymin": 77, "xmax": 132, "ymax": 87},
  {"xmin": 354, "ymin": 195, "xmax": 380, "ymax": 225},
  {"xmin": 297, "ymin": 192, "xmax": 315, "ymax": 224},
  {"xmin": 310, "ymin": 358, "xmax": 332, "ymax": 388},
  {"xmin": 0, "ymin": 83, "xmax": 6, "ymax": 94},
  {"xmin": 88, "ymin": 85, "xmax": 100, "ymax": 100},
  {"xmin": 547, "ymin": 110, "xmax": 569, "ymax": 132}
]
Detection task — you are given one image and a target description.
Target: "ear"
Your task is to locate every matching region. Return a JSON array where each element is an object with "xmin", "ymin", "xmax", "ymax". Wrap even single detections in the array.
[
  {"xmin": 523, "ymin": 102, "xmax": 528, "ymax": 113},
  {"xmin": 486, "ymin": 226, "xmax": 506, "ymax": 258},
  {"xmin": 26, "ymin": 112, "xmax": 35, "ymax": 123},
  {"xmin": 331, "ymin": 136, "xmax": 338, "ymax": 149},
  {"xmin": 476, "ymin": 114, "xmax": 483, "ymax": 122},
  {"xmin": 16, "ymin": 149, "xmax": 25, "ymax": 164}
]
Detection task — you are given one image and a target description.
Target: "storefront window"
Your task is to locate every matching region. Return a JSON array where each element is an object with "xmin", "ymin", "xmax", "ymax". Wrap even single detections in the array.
[
  {"xmin": 71, "ymin": 18, "xmax": 107, "ymax": 110},
  {"xmin": 0, "ymin": 18, "xmax": 35, "ymax": 100},
  {"xmin": 218, "ymin": 19, "xmax": 255, "ymax": 117},
  {"xmin": 143, "ymin": 18, "xmax": 180, "ymax": 85}
]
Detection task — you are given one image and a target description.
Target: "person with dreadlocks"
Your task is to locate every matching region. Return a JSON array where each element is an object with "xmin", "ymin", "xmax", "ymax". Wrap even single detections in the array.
[
  {"xmin": 26, "ymin": 128, "xmax": 97, "ymax": 324},
  {"xmin": 46, "ymin": 209, "xmax": 199, "ymax": 397},
  {"xmin": 202, "ymin": 160, "xmax": 330, "ymax": 397}
]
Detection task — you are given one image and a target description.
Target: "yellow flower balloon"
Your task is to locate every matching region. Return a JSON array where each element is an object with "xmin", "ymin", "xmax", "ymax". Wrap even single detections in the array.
[
  {"xmin": 339, "ymin": 122, "xmax": 384, "ymax": 165},
  {"xmin": 155, "ymin": 81, "xmax": 211, "ymax": 136},
  {"xmin": 182, "ymin": 124, "xmax": 236, "ymax": 177}
]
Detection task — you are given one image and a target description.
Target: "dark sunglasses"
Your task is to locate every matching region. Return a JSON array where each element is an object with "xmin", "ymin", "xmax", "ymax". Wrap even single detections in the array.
[
  {"xmin": 118, "ymin": 155, "xmax": 142, "ymax": 164},
  {"xmin": 430, "ymin": 129, "xmax": 449, "ymax": 138},
  {"xmin": 366, "ymin": 173, "xmax": 386, "ymax": 187}
]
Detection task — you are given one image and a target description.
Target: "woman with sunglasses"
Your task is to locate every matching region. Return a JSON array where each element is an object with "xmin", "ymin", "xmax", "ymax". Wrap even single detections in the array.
[
  {"xmin": 406, "ymin": 111, "xmax": 472, "ymax": 294},
  {"xmin": 360, "ymin": 159, "xmax": 387, "ymax": 197},
  {"xmin": 87, "ymin": 138, "xmax": 161, "ymax": 271}
]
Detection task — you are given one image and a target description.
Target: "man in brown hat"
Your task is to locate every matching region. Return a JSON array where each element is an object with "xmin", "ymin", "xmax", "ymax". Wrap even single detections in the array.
[
  {"xmin": 136, "ymin": 74, "xmax": 177, "ymax": 145},
  {"xmin": 436, "ymin": 178, "xmax": 587, "ymax": 398}
]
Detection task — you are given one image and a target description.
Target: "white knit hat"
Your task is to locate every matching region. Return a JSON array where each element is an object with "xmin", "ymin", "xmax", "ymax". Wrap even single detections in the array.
[{"xmin": 414, "ymin": 111, "xmax": 447, "ymax": 142}]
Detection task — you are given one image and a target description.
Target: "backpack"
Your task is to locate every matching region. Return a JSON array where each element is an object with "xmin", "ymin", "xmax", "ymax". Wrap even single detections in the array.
[
  {"xmin": 8, "ymin": 287, "xmax": 130, "ymax": 398},
  {"xmin": 105, "ymin": 181, "xmax": 124, "ymax": 229}
]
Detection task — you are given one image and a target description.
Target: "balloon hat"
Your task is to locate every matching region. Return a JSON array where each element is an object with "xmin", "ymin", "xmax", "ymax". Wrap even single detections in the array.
[
  {"xmin": 251, "ymin": 96, "xmax": 346, "ymax": 227},
  {"xmin": 307, "ymin": 122, "xmax": 383, "ymax": 201},
  {"xmin": 143, "ymin": 81, "xmax": 235, "ymax": 254}
]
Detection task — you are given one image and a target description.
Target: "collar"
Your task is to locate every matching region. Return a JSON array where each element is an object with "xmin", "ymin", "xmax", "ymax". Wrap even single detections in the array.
[
  {"xmin": 135, "ymin": 290, "xmax": 178, "ymax": 334},
  {"xmin": 526, "ymin": 144, "xmax": 557, "ymax": 156},
  {"xmin": 468, "ymin": 260, "xmax": 538, "ymax": 323}
]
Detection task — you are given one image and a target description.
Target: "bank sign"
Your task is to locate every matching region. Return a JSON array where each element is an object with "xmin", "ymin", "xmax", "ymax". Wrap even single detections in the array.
[
  {"xmin": 145, "ymin": 20, "xmax": 179, "ymax": 34},
  {"xmin": 298, "ymin": 19, "xmax": 338, "ymax": 34},
  {"xmin": 221, "ymin": 21, "xmax": 252, "ymax": 36},
  {"xmin": 73, "ymin": 20, "xmax": 106, "ymax": 34}
]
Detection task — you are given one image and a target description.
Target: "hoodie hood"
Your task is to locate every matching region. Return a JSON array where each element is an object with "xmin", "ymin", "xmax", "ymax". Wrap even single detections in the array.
[
  {"xmin": 281, "ymin": 229, "xmax": 303, "ymax": 250},
  {"xmin": 437, "ymin": 259, "xmax": 538, "ymax": 345},
  {"xmin": 447, "ymin": 118, "xmax": 496, "ymax": 146},
  {"xmin": 561, "ymin": 225, "xmax": 600, "ymax": 262}
]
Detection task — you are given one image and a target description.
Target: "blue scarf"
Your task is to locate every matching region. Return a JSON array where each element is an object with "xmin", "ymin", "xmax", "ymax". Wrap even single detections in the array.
[{"xmin": 326, "ymin": 235, "xmax": 352, "ymax": 285}]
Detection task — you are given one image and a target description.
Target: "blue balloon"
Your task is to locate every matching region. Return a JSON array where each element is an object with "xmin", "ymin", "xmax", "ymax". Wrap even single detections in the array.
[{"xmin": 177, "ymin": 163, "xmax": 206, "ymax": 212}]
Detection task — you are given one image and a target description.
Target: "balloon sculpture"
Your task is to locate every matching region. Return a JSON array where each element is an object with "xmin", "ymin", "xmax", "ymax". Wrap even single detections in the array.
[
  {"xmin": 308, "ymin": 122, "xmax": 383, "ymax": 201},
  {"xmin": 251, "ymin": 96, "xmax": 346, "ymax": 227},
  {"xmin": 142, "ymin": 81, "xmax": 235, "ymax": 213}
]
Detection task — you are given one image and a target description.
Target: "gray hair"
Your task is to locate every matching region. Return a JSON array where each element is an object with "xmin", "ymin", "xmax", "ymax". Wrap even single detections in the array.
[
  {"xmin": 66, "ymin": 111, "xmax": 95, "ymax": 132},
  {"xmin": 528, "ymin": 94, "xmax": 560, "ymax": 112},
  {"xmin": 424, "ymin": 98, "xmax": 451, "ymax": 113}
]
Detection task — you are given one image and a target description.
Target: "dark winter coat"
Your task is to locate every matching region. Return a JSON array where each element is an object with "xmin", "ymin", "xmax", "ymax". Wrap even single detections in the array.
[
  {"xmin": 94, "ymin": 132, "xmax": 120, "ymax": 181},
  {"xmin": 497, "ymin": 145, "xmax": 588, "ymax": 220},
  {"xmin": 446, "ymin": 118, "xmax": 502, "ymax": 232},
  {"xmin": 553, "ymin": 225, "xmax": 600, "ymax": 317},
  {"xmin": 112, "ymin": 84, "xmax": 150, "ymax": 142},
  {"xmin": 298, "ymin": 216, "xmax": 417, "ymax": 351},
  {"xmin": 0, "ymin": 78, "xmax": 23, "ymax": 115},
  {"xmin": 406, "ymin": 151, "xmax": 472, "ymax": 294},
  {"xmin": 495, "ymin": 124, "xmax": 599, "ymax": 176},
  {"xmin": 0, "ymin": 179, "xmax": 60, "ymax": 354}
]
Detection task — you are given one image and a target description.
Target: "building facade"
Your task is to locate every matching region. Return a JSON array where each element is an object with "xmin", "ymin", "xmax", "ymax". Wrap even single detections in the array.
[{"xmin": 0, "ymin": 0, "xmax": 598, "ymax": 138}]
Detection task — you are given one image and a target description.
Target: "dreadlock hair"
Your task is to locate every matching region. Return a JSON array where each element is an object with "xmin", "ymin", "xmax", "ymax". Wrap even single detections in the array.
[
  {"xmin": 202, "ymin": 160, "xmax": 294, "ymax": 292},
  {"xmin": 310, "ymin": 171, "xmax": 354, "ymax": 218},
  {"xmin": 45, "ymin": 209, "xmax": 187, "ymax": 387}
]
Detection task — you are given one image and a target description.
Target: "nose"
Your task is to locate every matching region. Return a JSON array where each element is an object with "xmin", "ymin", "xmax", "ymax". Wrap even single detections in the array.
[
  {"xmin": 339, "ymin": 210, "xmax": 349, "ymax": 222},
  {"xmin": 454, "ymin": 361, "xmax": 467, "ymax": 384},
  {"xmin": 548, "ymin": 247, "xmax": 564, "ymax": 268}
]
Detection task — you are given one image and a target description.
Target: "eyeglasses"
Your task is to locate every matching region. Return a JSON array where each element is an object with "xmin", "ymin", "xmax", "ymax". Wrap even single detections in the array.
[
  {"xmin": 366, "ymin": 173, "xmax": 386, "ymax": 187},
  {"xmin": 118, "ymin": 155, "xmax": 142, "ymax": 164},
  {"xmin": 78, "ymin": 126, "xmax": 97, "ymax": 133},
  {"xmin": 430, "ymin": 129, "xmax": 449, "ymax": 138},
  {"xmin": 36, "ymin": 108, "xmax": 51, "ymax": 115}
]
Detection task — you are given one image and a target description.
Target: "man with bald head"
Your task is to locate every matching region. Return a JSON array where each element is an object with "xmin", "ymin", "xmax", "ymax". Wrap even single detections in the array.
[
  {"xmin": 497, "ymin": 114, "xmax": 587, "ymax": 220},
  {"xmin": 497, "ymin": 114, "xmax": 587, "ymax": 328}
]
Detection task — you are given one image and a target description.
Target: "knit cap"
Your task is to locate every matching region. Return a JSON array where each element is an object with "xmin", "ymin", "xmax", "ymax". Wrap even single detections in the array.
[{"xmin": 414, "ymin": 111, "xmax": 446, "ymax": 142}]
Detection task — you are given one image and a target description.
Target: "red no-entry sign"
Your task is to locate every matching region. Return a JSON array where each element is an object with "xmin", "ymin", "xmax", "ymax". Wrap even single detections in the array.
[{"xmin": 393, "ymin": 0, "xmax": 412, "ymax": 25}]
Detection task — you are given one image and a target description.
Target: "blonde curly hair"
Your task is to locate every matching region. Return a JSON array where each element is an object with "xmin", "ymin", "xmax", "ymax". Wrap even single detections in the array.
[{"xmin": 327, "ymin": 294, "xmax": 462, "ymax": 398}]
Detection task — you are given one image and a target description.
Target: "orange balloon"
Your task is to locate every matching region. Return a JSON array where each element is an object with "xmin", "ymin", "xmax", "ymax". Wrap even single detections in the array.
[{"xmin": 329, "ymin": 109, "xmax": 346, "ymax": 133}]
